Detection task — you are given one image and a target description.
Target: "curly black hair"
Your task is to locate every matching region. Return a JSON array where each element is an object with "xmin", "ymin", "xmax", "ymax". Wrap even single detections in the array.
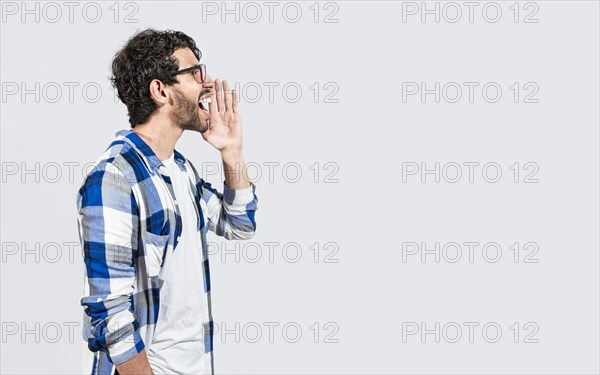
[{"xmin": 110, "ymin": 29, "xmax": 201, "ymax": 128}]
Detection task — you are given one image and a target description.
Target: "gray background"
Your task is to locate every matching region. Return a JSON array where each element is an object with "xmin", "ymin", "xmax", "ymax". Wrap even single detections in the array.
[{"xmin": 1, "ymin": 0, "xmax": 599, "ymax": 373}]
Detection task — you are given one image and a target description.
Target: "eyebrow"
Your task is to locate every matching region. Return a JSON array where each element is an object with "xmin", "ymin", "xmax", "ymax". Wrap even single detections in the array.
[{"xmin": 173, "ymin": 64, "xmax": 201, "ymax": 74}]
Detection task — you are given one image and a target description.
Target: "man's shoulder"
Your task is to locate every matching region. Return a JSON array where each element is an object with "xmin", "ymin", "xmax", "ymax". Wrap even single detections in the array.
[{"xmin": 81, "ymin": 134, "xmax": 151, "ymax": 188}]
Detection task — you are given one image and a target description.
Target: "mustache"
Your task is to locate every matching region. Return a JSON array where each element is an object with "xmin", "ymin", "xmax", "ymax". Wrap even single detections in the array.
[
  {"xmin": 198, "ymin": 89, "xmax": 213, "ymax": 101},
  {"xmin": 199, "ymin": 83, "xmax": 215, "ymax": 100}
]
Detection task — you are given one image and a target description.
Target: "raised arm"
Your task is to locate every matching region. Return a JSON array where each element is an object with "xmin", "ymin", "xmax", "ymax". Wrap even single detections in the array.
[
  {"xmin": 194, "ymin": 78, "xmax": 259, "ymax": 240},
  {"xmin": 189, "ymin": 158, "xmax": 258, "ymax": 240}
]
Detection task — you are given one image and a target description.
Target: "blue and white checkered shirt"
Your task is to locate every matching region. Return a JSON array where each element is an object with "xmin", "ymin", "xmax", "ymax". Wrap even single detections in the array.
[{"xmin": 76, "ymin": 129, "xmax": 258, "ymax": 374}]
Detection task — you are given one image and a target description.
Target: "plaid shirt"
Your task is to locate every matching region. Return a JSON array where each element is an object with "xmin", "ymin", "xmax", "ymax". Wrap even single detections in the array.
[{"xmin": 76, "ymin": 129, "xmax": 258, "ymax": 374}]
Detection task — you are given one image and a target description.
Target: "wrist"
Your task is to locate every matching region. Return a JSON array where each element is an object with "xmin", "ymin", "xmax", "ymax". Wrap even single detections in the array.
[{"xmin": 220, "ymin": 148, "xmax": 243, "ymax": 163}]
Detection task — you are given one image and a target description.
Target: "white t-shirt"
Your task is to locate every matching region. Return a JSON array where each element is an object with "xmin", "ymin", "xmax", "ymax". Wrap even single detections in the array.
[{"xmin": 147, "ymin": 152, "xmax": 211, "ymax": 374}]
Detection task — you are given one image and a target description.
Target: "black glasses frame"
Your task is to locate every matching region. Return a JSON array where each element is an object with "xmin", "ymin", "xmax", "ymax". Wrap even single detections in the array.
[{"xmin": 170, "ymin": 64, "xmax": 206, "ymax": 83}]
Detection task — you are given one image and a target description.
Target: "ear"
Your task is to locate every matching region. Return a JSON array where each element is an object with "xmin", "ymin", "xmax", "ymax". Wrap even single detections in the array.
[{"xmin": 148, "ymin": 79, "xmax": 170, "ymax": 105}]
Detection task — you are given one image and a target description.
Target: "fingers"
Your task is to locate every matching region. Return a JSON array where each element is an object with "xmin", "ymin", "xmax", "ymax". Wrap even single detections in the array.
[
  {"xmin": 209, "ymin": 79, "xmax": 237, "ymax": 114},
  {"xmin": 207, "ymin": 80, "xmax": 217, "ymax": 114},
  {"xmin": 214, "ymin": 79, "xmax": 225, "ymax": 112},
  {"xmin": 223, "ymin": 80, "xmax": 232, "ymax": 112},
  {"xmin": 232, "ymin": 88, "xmax": 238, "ymax": 113}
]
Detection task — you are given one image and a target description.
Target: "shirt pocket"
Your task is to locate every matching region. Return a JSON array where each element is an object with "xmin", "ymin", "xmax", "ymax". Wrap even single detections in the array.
[{"xmin": 144, "ymin": 230, "xmax": 170, "ymax": 277}]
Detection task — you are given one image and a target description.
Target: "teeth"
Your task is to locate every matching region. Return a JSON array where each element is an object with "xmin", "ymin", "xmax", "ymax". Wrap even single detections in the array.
[{"xmin": 199, "ymin": 97, "xmax": 212, "ymax": 104}]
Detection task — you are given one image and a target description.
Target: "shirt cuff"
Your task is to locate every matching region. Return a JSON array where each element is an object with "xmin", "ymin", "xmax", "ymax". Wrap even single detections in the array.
[
  {"xmin": 106, "ymin": 327, "xmax": 145, "ymax": 364},
  {"xmin": 222, "ymin": 181, "xmax": 256, "ymax": 206}
]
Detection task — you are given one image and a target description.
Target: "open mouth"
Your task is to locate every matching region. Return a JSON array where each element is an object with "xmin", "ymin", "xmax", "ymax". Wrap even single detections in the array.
[{"xmin": 198, "ymin": 96, "xmax": 211, "ymax": 114}]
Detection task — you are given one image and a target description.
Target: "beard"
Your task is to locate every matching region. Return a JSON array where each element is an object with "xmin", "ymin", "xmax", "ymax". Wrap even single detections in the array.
[{"xmin": 172, "ymin": 88, "xmax": 209, "ymax": 133}]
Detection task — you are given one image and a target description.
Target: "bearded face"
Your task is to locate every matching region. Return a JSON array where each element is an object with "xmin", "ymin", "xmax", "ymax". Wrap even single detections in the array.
[{"xmin": 172, "ymin": 87, "xmax": 210, "ymax": 133}]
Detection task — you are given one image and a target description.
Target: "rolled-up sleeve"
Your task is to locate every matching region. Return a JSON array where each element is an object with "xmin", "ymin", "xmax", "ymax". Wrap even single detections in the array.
[
  {"xmin": 76, "ymin": 161, "xmax": 145, "ymax": 364},
  {"xmin": 199, "ymin": 178, "xmax": 258, "ymax": 240}
]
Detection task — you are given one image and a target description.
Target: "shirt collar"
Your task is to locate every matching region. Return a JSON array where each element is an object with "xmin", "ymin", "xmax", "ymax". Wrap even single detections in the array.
[{"xmin": 116, "ymin": 129, "xmax": 187, "ymax": 175}]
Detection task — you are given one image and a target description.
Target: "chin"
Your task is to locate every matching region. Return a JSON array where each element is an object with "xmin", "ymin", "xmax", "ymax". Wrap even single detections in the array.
[
  {"xmin": 179, "ymin": 118, "xmax": 205, "ymax": 133},
  {"xmin": 198, "ymin": 115, "xmax": 209, "ymax": 133}
]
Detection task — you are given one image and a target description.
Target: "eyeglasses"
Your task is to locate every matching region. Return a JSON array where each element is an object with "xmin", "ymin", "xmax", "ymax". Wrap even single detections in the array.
[{"xmin": 170, "ymin": 64, "xmax": 206, "ymax": 84}]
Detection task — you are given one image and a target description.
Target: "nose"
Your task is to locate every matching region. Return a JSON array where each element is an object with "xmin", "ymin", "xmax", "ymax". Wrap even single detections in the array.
[{"xmin": 203, "ymin": 73, "xmax": 214, "ymax": 88}]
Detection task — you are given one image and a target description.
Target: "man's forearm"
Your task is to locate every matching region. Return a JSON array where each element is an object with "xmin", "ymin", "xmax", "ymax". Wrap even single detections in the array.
[
  {"xmin": 115, "ymin": 349, "xmax": 154, "ymax": 375},
  {"xmin": 221, "ymin": 149, "xmax": 251, "ymax": 190}
]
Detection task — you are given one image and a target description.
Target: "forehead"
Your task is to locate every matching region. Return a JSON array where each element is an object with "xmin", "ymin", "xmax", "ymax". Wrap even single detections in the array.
[{"xmin": 172, "ymin": 48, "xmax": 199, "ymax": 68}]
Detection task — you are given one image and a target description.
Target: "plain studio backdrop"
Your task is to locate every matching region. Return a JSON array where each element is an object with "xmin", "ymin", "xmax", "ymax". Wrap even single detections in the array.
[{"xmin": 1, "ymin": 1, "xmax": 599, "ymax": 374}]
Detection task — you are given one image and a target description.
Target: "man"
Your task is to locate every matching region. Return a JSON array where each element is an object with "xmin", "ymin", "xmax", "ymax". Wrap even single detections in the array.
[{"xmin": 76, "ymin": 29, "xmax": 258, "ymax": 375}]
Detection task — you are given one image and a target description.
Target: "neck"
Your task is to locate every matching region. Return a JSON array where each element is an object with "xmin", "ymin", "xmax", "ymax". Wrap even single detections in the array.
[{"xmin": 133, "ymin": 114, "xmax": 183, "ymax": 161}]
